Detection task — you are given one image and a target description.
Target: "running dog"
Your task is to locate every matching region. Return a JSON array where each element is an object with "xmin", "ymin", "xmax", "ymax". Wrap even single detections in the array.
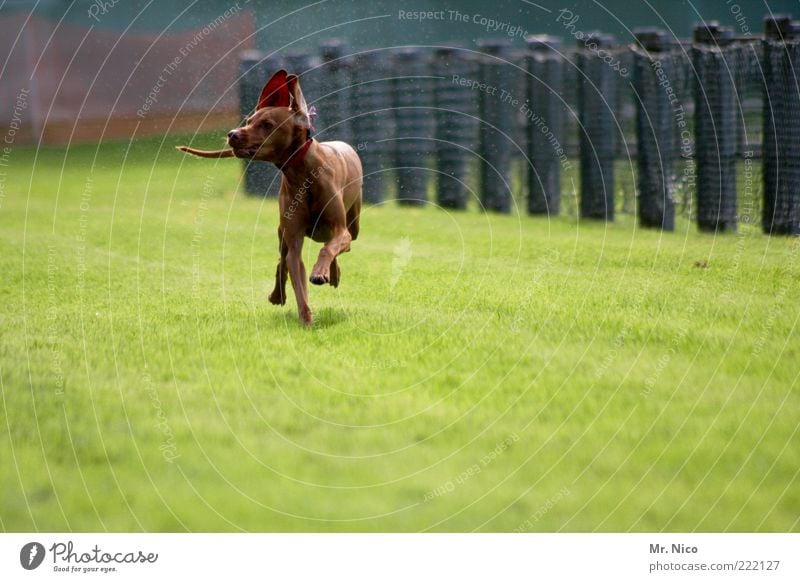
[{"xmin": 178, "ymin": 70, "xmax": 362, "ymax": 326}]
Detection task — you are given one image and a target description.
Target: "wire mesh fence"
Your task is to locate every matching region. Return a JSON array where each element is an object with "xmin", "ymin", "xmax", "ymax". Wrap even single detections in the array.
[
  {"xmin": 230, "ymin": 23, "xmax": 797, "ymax": 235},
  {"xmin": 762, "ymin": 15, "xmax": 800, "ymax": 235},
  {"xmin": 631, "ymin": 30, "xmax": 677, "ymax": 231},
  {"xmin": 432, "ymin": 47, "xmax": 478, "ymax": 209},
  {"xmin": 692, "ymin": 23, "xmax": 739, "ymax": 232},
  {"xmin": 392, "ymin": 47, "xmax": 436, "ymax": 206},
  {"xmin": 577, "ymin": 33, "xmax": 618, "ymax": 221},
  {"xmin": 477, "ymin": 39, "xmax": 516, "ymax": 214},
  {"xmin": 351, "ymin": 51, "xmax": 395, "ymax": 205},
  {"xmin": 313, "ymin": 40, "xmax": 353, "ymax": 146},
  {"xmin": 525, "ymin": 36, "xmax": 565, "ymax": 216}
]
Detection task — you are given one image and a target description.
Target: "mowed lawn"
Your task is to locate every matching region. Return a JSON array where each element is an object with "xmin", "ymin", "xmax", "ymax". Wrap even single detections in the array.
[{"xmin": 1, "ymin": 134, "xmax": 799, "ymax": 532}]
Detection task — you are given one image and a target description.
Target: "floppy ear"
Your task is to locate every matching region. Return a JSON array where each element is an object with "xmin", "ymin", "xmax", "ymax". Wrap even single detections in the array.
[{"xmin": 257, "ymin": 69, "xmax": 290, "ymax": 109}]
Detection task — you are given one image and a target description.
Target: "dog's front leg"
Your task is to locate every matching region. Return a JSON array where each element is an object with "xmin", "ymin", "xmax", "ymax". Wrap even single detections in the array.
[{"xmin": 285, "ymin": 237, "xmax": 313, "ymax": 325}]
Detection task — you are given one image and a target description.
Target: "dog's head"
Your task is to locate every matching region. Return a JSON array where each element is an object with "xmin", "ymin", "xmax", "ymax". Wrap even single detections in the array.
[{"xmin": 227, "ymin": 69, "xmax": 312, "ymax": 162}]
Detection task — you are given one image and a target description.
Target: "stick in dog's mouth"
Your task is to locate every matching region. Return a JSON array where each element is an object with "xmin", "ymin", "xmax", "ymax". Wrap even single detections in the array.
[{"xmin": 176, "ymin": 146, "xmax": 236, "ymax": 158}]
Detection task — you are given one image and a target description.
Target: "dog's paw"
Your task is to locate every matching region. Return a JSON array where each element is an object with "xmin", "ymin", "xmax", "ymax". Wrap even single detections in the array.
[
  {"xmin": 268, "ymin": 289, "xmax": 286, "ymax": 305},
  {"xmin": 309, "ymin": 274, "xmax": 328, "ymax": 286},
  {"xmin": 299, "ymin": 308, "xmax": 314, "ymax": 326}
]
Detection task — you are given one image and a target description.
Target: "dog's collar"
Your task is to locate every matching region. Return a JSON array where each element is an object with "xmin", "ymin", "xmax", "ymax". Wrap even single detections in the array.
[{"xmin": 281, "ymin": 138, "xmax": 314, "ymax": 171}]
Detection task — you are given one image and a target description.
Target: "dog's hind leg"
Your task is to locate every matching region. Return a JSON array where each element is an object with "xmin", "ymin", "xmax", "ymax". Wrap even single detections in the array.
[
  {"xmin": 310, "ymin": 198, "xmax": 352, "ymax": 286},
  {"xmin": 329, "ymin": 257, "xmax": 341, "ymax": 288},
  {"xmin": 346, "ymin": 198, "xmax": 361, "ymax": 241},
  {"xmin": 268, "ymin": 232, "xmax": 288, "ymax": 305}
]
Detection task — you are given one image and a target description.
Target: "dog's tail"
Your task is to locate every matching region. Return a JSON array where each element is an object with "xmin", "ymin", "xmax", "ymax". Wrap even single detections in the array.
[{"xmin": 176, "ymin": 146, "xmax": 235, "ymax": 158}]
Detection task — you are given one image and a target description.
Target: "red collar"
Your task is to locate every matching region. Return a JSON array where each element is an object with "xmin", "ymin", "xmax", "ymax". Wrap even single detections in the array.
[{"xmin": 281, "ymin": 138, "xmax": 314, "ymax": 170}]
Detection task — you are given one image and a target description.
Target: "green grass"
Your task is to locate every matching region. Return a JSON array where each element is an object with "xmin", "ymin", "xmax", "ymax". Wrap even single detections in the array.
[{"xmin": 1, "ymin": 134, "xmax": 799, "ymax": 532}]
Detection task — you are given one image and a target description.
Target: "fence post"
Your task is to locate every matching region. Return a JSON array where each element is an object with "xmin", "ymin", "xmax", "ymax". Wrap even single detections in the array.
[
  {"xmin": 392, "ymin": 47, "xmax": 435, "ymax": 205},
  {"xmin": 477, "ymin": 39, "xmax": 515, "ymax": 213},
  {"xmin": 632, "ymin": 28, "xmax": 676, "ymax": 230},
  {"xmin": 284, "ymin": 50, "xmax": 318, "ymax": 79},
  {"xmin": 352, "ymin": 51, "xmax": 393, "ymax": 204},
  {"xmin": 762, "ymin": 15, "xmax": 800, "ymax": 235},
  {"xmin": 692, "ymin": 22, "xmax": 738, "ymax": 232},
  {"xmin": 239, "ymin": 50, "xmax": 283, "ymax": 197},
  {"xmin": 432, "ymin": 47, "xmax": 476, "ymax": 209},
  {"xmin": 318, "ymin": 39, "xmax": 353, "ymax": 144},
  {"xmin": 577, "ymin": 33, "xmax": 618, "ymax": 220},
  {"xmin": 525, "ymin": 35, "xmax": 564, "ymax": 216}
]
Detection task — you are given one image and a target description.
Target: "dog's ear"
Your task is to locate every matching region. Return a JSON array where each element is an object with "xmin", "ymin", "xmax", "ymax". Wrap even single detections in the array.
[
  {"xmin": 286, "ymin": 74, "xmax": 311, "ymax": 130},
  {"xmin": 286, "ymin": 74, "xmax": 308, "ymax": 115},
  {"xmin": 257, "ymin": 69, "xmax": 290, "ymax": 109}
]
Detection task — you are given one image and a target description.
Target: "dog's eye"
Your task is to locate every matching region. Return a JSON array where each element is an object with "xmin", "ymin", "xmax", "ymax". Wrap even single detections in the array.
[{"xmin": 261, "ymin": 121, "xmax": 273, "ymax": 130}]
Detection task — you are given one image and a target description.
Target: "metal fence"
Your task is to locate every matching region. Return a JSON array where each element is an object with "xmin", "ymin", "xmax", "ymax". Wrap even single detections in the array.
[{"xmin": 240, "ymin": 16, "xmax": 800, "ymax": 236}]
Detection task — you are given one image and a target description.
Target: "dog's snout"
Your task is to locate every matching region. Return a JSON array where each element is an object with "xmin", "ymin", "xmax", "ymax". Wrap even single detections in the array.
[{"xmin": 227, "ymin": 130, "xmax": 243, "ymax": 147}]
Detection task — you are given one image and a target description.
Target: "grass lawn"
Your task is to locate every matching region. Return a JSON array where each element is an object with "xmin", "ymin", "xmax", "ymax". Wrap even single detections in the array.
[{"xmin": 1, "ymin": 134, "xmax": 798, "ymax": 532}]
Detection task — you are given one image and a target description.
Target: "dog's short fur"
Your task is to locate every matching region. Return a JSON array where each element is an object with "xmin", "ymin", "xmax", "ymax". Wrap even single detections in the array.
[{"xmin": 178, "ymin": 70, "xmax": 362, "ymax": 326}]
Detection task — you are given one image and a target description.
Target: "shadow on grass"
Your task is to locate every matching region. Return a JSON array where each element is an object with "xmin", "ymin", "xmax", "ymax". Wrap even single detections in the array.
[
  {"xmin": 312, "ymin": 306, "xmax": 349, "ymax": 328},
  {"xmin": 263, "ymin": 305, "xmax": 349, "ymax": 330}
]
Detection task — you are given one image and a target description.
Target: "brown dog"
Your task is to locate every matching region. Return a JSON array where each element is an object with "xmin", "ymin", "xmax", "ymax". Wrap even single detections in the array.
[{"xmin": 178, "ymin": 70, "xmax": 362, "ymax": 326}]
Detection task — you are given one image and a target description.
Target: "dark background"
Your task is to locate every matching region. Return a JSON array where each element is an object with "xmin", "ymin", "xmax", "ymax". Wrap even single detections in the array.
[{"xmin": 5, "ymin": 0, "xmax": 795, "ymax": 45}]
